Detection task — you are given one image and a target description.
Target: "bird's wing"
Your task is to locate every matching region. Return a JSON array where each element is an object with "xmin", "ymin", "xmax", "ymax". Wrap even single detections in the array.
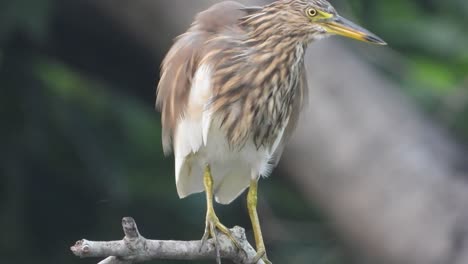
[
  {"xmin": 156, "ymin": 30, "xmax": 202, "ymax": 155},
  {"xmin": 270, "ymin": 63, "xmax": 309, "ymax": 167},
  {"xmin": 156, "ymin": 2, "xmax": 262, "ymax": 200},
  {"xmin": 156, "ymin": 1, "xmax": 260, "ymax": 155}
]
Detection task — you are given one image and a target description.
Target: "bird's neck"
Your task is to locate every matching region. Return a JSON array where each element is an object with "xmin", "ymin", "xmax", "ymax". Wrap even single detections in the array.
[
  {"xmin": 243, "ymin": 22, "xmax": 307, "ymax": 84},
  {"xmin": 237, "ymin": 10, "xmax": 308, "ymax": 100},
  {"xmin": 233, "ymin": 16, "xmax": 307, "ymax": 148},
  {"xmin": 240, "ymin": 6, "xmax": 312, "ymax": 48},
  {"xmin": 210, "ymin": 13, "xmax": 309, "ymax": 149}
]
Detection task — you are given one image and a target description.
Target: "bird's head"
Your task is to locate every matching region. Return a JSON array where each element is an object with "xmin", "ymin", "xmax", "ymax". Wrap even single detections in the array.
[{"xmin": 259, "ymin": 0, "xmax": 386, "ymax": 45}]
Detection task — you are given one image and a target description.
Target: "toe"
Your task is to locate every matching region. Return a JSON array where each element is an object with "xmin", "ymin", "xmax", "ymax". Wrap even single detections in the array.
[{"xmin": 251, "ymin": 249, "xmax": 272, "ymax": 264}]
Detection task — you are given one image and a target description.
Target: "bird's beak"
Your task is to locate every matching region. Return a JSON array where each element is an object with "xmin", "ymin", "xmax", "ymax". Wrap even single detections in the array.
[{"xmin": 322, "ymin": 15, "xmax": 387, "ymax": 45}]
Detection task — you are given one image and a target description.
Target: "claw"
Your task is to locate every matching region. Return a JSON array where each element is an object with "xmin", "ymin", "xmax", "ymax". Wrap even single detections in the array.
[
  {"xmin": 262, "ymin": 256, "xmax": 273, "ymax": 264},
  {"xmin": 199, "ymin": 165, "xmax": 246, "ymax": 263},
  {"xmin": 251, "ymin": 249, "xmax": 272, "ymax": 264},
  {"xmin": 199, "ymin": 212, "xmax": 246, "ymax": 264}
]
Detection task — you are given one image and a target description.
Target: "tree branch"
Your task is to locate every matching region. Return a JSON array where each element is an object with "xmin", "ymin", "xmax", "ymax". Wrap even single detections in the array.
[{"xmin": 70, "ymin": 217, "xmax": 263, "ymax": 264}]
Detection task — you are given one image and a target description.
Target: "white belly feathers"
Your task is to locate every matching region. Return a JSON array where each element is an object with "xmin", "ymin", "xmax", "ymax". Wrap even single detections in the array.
[{"xmin": 174, "ymin": 65, "xmax": 289, "ymax": 204}]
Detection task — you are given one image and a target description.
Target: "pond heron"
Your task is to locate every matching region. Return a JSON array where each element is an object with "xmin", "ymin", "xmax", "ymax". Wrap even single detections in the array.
[{"xmin": 156, "ymin": 0, "xmax": 385, "ymax": 263}]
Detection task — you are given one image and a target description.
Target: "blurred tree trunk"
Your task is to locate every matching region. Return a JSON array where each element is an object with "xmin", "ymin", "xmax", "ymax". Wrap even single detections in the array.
[
  {"xmin": 82, "ymin": 1, "xmax": 468, "ymax": 264},
  {"xmin": 284, "ymin": 40, "xmax": 468, "ymax": 264}
]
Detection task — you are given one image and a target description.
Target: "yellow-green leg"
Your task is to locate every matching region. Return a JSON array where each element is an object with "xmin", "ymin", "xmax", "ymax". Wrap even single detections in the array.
[
  {"xmin": 200, "ymin": 165, "xmax": 242, "ymax": 264},
  {"xmin": 248, "ymin": 179, "xmax": 272, "ymax": 264}
]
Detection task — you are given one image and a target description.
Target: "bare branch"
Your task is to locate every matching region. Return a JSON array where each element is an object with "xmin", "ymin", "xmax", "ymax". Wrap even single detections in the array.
[{"xmin": 70, "ymin": 217, "xmax": 263, "ymax": 264}]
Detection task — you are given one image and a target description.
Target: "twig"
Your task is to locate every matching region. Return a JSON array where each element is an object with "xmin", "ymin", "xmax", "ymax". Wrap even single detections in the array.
[{"xmin": 70, "ymin": 217, "xmax": 264, "ymax": 264}]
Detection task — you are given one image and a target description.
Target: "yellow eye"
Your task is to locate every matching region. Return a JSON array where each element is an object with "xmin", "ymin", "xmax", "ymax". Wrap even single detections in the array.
[{"xmin": 306, "ymin": 8, "xmax": 318, "ymax": 17}]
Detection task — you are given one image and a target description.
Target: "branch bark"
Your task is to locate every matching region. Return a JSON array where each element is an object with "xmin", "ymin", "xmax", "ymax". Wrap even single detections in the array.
[{"xmin": 70, "ymin": 217, "xmax": 263, "ymax": 264}]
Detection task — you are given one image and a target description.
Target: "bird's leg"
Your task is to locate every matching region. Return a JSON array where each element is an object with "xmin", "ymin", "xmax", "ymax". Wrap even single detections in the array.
[
  {"xmin": 248, "ymin": 179, "xmax": 272, "ymax": 264},
  {"xmin": 200, "ymin": 165, "xmax": 242, "ymax": 263}
]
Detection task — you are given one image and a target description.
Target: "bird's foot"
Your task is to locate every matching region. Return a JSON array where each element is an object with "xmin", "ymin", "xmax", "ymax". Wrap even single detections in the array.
[
  {"xmin": 199, "ymin": 212, "xmax": 243, "ymax": 264},
  {"xmin": 252, "ymin": 249, "xmax": 272, "ymax": 264}
]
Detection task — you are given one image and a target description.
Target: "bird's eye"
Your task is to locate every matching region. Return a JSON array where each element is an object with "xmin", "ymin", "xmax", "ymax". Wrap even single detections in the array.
[{"xmin": 306, "ymin": 8, "xmax": 318, "ymax": 17}]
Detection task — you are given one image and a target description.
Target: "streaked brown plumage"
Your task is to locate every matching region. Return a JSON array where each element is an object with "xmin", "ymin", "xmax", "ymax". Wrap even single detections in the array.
[
  {"xmin": 156, "ymin": 0, "xmax": 385, "ymax": 262},
  {"xmin": 157, "ymin": 1, "xmax": 313, "ymax": 153}
]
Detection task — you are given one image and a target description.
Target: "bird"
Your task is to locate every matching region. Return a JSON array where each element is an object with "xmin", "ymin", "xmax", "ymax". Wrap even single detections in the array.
[{"xmin": 156, "ymin": 0, "xmax": 386, "ymax": 263}]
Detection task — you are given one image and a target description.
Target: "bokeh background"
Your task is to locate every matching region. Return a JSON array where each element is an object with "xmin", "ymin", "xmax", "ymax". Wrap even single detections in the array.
[{"xmin": 1, "ymin": 0, "xmax": 468, "ymax": 264}]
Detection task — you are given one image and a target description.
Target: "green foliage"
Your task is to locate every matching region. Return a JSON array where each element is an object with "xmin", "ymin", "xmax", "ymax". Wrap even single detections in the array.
[
  {"xmin": 0, "ymin": 0, "xmax": 52, "ymax": 43},
  {"xmin": 348, "ymin": 0, "xmax": 468, "ymax": 142}
]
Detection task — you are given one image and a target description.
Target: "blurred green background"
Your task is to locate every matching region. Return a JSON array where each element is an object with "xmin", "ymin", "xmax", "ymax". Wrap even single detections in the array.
[{"xmin": 1, "ymin": 0, "xmax": 467, "ymax": 263}]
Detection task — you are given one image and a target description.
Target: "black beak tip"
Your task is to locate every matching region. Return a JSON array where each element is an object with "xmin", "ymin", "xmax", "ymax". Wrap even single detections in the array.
[{"xmin": 365, "ymin": 35, "xmax": 387, "ymax": 45}]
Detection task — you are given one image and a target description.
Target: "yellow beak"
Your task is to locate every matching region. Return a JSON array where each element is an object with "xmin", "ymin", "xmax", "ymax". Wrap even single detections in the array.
[{"xmin": 323, "ymin": 16, "xmax": 387, "ymax": 45}]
